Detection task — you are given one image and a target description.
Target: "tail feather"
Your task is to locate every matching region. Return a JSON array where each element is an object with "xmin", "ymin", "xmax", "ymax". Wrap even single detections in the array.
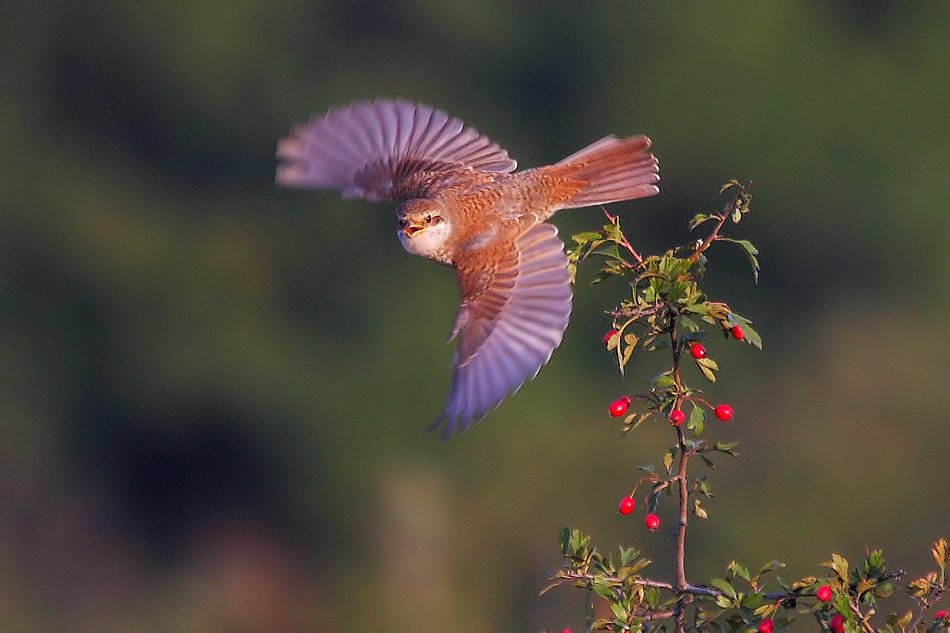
[{"xmin": 554, "ymin": 135, "xmax": 660, "ymax": 209}]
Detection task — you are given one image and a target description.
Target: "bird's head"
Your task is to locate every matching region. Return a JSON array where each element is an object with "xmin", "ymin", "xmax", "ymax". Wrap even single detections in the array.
[{"xmin": 396, "ymin": 199, "xmax": 453, "ymax": 262}]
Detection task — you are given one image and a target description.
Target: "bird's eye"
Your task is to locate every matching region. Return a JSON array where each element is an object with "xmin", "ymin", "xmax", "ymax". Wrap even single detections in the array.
[
  {"xmin": 425, "ymin": 214, "xmax": 432, "ymax": 224},
  {"xmin": 398, "ymin": 217, "xmax": 407, "ymax": 226}
]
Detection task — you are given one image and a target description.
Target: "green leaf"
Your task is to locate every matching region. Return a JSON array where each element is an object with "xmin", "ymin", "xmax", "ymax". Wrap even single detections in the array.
[
  {"xmin": 823, "ymin": 553, "xmax": 850, "ymax": 583},
  {"xmin": 591, "ymin": 578, "xmax": 616, "ymax": 601},
  {"xmin": 741, "ymin": 592, "xmax": 764, "ymax": 610},
  {"xmin": 728, "ymin": 561, "xmax": 752, "ymax": 582},
  {"xmin": 713, "ymin": 441, "xmax": 741, "ymax": 458},
  {"xmin": 688, "ymin": 404, "xmax": 706, "ymax": 435},
  {"xmin": 619, "ymin": 546, "xmax": 641, "ymax": 567},
  {"xmin": 573, "ymin": 231, "xmax": 603, "ymax": 245},
  {"xmin": 696, "ymin": 356, "xmax": 719, "ymax": 382},
  {"xmin": 593, "ymin": 242, "xmax": 622, "ymax": 260},
  {"xmin": 653, "ymin": 372, "xmax": 676, "ymax": 389},
  {"xmin": 559, "ymin": 526, "xmax": 571, "ymax": 555},
  {"xmin": 644, "ymin": 586, "xmax": 661, "ymax": 609},
  {"xmin": 756, "ymin": 560, "xmax": 786, "ymax": 577},
  {"xmin": 718, "ymin": 237, "xmax": 761, "ymax": 283},
  {"xmin": 663, "ymin": 450, "xmax": 674, "ymax": 474},
  {"xmin": 689, "ymin": 213, "xmax": 717, "ymax": 230},
  {"xmin": 610, "ymin": 602, "xmax": 628, "ymax": 621},
  {"xmin": 741, "ymin": 322, "xmax": 763, "ymax": 350},
  {"xmin": 711, "ymin": 578, "xmax": 738, "ymax": 600}
]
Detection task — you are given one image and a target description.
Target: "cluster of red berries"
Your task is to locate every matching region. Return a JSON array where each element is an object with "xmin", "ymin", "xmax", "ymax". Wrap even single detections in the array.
[{"xmin": 616, "ymin": 495, "xmax": 662, "ymax": 531}]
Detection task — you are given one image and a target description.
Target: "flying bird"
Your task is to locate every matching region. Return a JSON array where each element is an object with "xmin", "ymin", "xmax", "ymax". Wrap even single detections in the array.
[{"xmin": 276, "ymin": 99, "xmax": 660, "ymax": 436}]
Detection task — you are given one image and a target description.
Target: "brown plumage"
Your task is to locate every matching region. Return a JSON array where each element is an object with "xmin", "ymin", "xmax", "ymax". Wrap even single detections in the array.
[{"xmin": 276, "ymin": 99, "xmax": 660, "ymax": 436}]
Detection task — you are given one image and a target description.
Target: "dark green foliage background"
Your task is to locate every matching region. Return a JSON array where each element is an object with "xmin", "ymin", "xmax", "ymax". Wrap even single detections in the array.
[{"xmin": 4, "ymin": 3, "xmax": 947, "ymax": 630}]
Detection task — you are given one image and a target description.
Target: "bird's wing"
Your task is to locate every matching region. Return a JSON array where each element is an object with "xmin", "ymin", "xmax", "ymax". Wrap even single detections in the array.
[
  {"xmin": 276, "ymin": 99, "xmax": 517, "ymax": 201},
  {"xmin": 431, "ymin": 223, "xmax": 572, "ymax": 437}
]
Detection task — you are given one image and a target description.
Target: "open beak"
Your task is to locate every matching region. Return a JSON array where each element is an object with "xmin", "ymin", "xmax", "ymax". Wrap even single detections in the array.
[{"xmin": 402, "ymin": 223, "xmax": 424, "ymax": 237}]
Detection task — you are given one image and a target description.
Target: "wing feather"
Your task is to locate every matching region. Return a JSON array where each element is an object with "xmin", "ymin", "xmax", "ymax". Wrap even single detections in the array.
[
  {"xmin": 277, "ymin": 100, "xmax": 517, "ymax": 202},
  {"xmin": 431, "ymin": 223, "xmax": 572, "ymax": 437}
]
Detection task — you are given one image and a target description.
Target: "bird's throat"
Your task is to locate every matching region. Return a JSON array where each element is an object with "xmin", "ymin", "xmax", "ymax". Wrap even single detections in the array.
[{"xmin": 397, "ymin": 221, "xmax": 454, "ymax": 265}]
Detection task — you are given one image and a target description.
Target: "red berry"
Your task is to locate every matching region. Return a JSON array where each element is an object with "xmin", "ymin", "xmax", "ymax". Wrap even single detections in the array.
[
  {"xmin": 757, "ymin": 619, "xmax": 774, "ymax": 633},
  {"xmin": 689, "ymin": 342, "xmax": 707, "ymax": 359},
  {"xmin": 609, "ymin": 398, "xmax": 629, "ymax": 417},
  {"xmin": 936, "ymin": 610, "xmax": 948, "ymax": 620},
  {"xmin": 645, "ymin": 513, "xmax": 660, "ymax": 531},
  {"xmin": 829, "ymin": 613, "xmax": 845, "ymax": 633},
  {"xmin": 714, "ymin": 404, "xmax": 733, "ymax": 421},
  {"xmin": 621, "ymin": 395, "xmax": 632, "ymax": 404},
  {"xmin": 669, "ymin": 409, "xmax": 686, "ymax": 426},
  {"xmin": 603, "ymin": 328, "xmax": 618, "ymax": 346},
  {"xmin": 561, "ymin": 629, "xmax": 572, "ymax": 633},
  {"xmin": 730, "ymin": 325, "xmax": 744, "ymax": 341},
  {"xmin": 618, "ymin": 496, "xmax": 635, "ymax": 515},
  {"xmin": 816, "ymin": 584, "xmax": 832, "ymax": 602}
]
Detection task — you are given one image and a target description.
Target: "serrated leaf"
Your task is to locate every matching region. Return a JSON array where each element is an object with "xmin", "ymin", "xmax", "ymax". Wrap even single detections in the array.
[
  {"xmin": 823, "ymin": 553, "xmax": 850, "ymax": 582},
  {"xmin": 678, "ymin": 315, "xmax": 701, "ymax": 332},
  {"xmin": 619, "ymin": 547, "xmax": 641, "ymax": 567}
]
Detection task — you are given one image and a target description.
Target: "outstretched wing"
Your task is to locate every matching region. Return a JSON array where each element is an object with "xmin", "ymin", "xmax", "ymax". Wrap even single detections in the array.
[
  {"xmin": 276, "ymin": 99, "xmax": 517, "ymax": 201},
  {"xmin": 431, "ymin": 223, "xmax": 573, "ymax": 437}
]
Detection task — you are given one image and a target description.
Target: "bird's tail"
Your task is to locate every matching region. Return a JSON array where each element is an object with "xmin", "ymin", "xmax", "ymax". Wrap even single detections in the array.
[{"xmin": 552, "ymin": 135, "xmax": 660, "ymax": 209}]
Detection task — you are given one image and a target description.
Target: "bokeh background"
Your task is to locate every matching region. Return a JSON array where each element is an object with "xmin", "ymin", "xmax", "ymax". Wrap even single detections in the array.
[{"xmin": 4, "ymin": 3, "xmax": 948, "ymax": 631}]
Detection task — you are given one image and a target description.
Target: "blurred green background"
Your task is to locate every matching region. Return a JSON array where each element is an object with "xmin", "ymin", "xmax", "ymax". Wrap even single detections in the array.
[{"xmin": 4, "ymin": 3, "xmax": 948, "ymax": 631}]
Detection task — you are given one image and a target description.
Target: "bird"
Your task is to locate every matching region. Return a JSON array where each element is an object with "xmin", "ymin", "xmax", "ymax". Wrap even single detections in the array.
[{"xmin": 276, "ymin": 99, "xmax": 660, "ymax": 437}]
